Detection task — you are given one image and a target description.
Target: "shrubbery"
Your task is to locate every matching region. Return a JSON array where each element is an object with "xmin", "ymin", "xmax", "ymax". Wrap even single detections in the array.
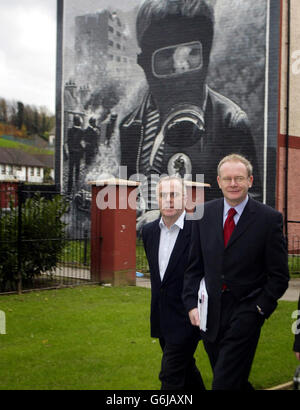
[{"xmin": 0, "ymin": 194, "xmax": 68, "ymax": 292}]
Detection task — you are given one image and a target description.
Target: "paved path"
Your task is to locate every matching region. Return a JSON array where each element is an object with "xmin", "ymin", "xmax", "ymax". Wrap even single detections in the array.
[
  {"xmin": 136, "ymin": 277, "xmax": 151, "ymax": 289},
  {"xmin": 280, "ymin": 278, "xmax": 300, "ymax": 302},
  {"xmin": 136, "ymin": 277, "xmax": 300, "ymax": 302},
  {"xmin": 52, "ymin": 267, "xmax": 299, "ymax": 302}
]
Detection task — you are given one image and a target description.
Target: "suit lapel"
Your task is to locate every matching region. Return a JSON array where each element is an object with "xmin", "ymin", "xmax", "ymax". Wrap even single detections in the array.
[
  {"xmin": 150, "ymin": 220, "xmax": 161, "ymax": 282},
  {"xmin": 215, "ymin": 199, "xmax": 225, "ymax": 249},
  {"xmin": 225, "ymin": 197, "xmax": 256, "ymax": 249},
  {"xmin": 204, "ymin": 198, "xmax": 224, "ymax": 250}
]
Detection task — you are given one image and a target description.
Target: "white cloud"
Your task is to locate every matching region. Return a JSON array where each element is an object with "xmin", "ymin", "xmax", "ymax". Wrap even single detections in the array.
[{"xmin": 0, "ymin": 0, "xmax": 57, "ymax": 112}]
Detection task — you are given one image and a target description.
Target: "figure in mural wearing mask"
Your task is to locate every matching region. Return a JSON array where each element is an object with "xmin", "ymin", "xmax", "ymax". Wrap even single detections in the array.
[{"xmin": 120, "ymin": 0, "xmax": 261, "ymax": 214}]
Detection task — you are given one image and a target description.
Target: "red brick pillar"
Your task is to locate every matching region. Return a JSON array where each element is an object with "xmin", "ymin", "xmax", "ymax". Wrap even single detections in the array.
[
  {"xmin": 185, "ymin": 181, "xmax": 210, "ymax": 214},
  {"xmin": 89, "ymin": 178, "xmax": 139, "ymax": 286},
  {"xmin": 0, "ymin": 181, "xmax": 19, "ymax": 209}
]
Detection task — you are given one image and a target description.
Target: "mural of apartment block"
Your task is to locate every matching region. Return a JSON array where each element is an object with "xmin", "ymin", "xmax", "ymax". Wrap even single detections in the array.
[{"xmin": 75, "ymin": 10, "xmax": 138, "ymax": 83}]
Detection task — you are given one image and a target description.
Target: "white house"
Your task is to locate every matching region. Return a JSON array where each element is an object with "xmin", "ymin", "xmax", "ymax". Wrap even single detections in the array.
[{"xmin": 0, "ymin": 147, "xmax": 54, "ymax": 183}]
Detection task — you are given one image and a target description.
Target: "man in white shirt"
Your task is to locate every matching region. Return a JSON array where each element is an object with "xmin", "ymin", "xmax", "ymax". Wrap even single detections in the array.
[
  {"xmin": 158, "ymin": 204, "xmax": 185, "ymax": 281},
  {"xmin": 142, "ymin": 175, "xmax": 205, "ymax": 390}
]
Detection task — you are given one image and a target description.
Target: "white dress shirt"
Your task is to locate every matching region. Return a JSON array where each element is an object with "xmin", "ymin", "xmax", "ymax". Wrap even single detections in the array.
[
  {"xmin": 158, "ymin": 211, "xmax": 186, "ymax": 281},
  {"xmin": 223, "ymin": 195, "xmax": 249, "ymax": 227}
]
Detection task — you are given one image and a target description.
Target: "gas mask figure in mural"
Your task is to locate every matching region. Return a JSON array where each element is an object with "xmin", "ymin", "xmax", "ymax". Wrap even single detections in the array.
[{"xmin": 120, "ymin": 0, "xmax": 261, "ymax": 213}]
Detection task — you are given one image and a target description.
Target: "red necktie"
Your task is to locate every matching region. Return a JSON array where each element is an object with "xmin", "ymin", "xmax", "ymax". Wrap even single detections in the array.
[{"xmin": 223, "ymin": 208, "xmax": 237, "ymax": 247}]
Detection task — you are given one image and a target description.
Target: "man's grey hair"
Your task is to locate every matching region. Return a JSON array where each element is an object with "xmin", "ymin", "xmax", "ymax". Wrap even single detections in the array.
[
  {"xmin": 156, "ymin": 175, "xmax": 187, "ymax": 199},
  {"xmin": 217, "ymin": 154, "xmax": 253, "ymax": 177}
]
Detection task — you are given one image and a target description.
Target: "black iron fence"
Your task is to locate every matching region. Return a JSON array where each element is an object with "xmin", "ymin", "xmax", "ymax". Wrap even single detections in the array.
[
  {"xmin": 0, "ymin": 183, "xmax": 150, "ymax": 294},
  {"xmin": 289, "ymin": 235, "xmax": 300, "ymax": 275},
  {"xmin": 136, "ymin": 239, "xmax": 149, "ymax": 275},
  {"xmin": 0, "ymin": 184, "xmax": 94, "ymax": 294}
]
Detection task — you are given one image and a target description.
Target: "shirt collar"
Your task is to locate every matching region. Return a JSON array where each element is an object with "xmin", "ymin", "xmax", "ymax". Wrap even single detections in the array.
[
  {"xmin": 224, "ymin": 195, "xmax": 249, "ymax": 217},
  {"xmin": 159, "ymin": 210, "xmax": 186, "ymax": 230}
]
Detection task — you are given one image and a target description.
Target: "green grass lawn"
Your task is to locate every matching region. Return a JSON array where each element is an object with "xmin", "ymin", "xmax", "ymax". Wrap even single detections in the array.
[
  {"xmin": 0, "ymin": 285, "xmax": 298, "ymax": 390},
  {"xmin": 0, "ymin": 137, "xmax": 53, "ymax": 155}
]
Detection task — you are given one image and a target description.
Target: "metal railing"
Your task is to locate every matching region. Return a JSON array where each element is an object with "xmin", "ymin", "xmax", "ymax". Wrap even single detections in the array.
[
  {"xmin": 0, "ymin": 183, "xmax": 150, "ymax": 294},
  {"xmin": 289, "ymin": 235, "xmax": 300, "ymax": 275},
  {"xmin": 136, "ymin": 239, "xmax": 149, "ymax": 275},
  {"xmin": 0, "ymin": 184, "xmax": 94, "ymax": 294}
]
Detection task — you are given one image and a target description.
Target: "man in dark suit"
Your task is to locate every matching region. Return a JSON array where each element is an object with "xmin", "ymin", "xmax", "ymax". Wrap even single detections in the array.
[
  {"xmin": 183, "ymin": 153, "xmax": 289, "ymax": 390},
  {"xmin": 142, "ymin": 175, "xmax": 205, "ymax": 390}
]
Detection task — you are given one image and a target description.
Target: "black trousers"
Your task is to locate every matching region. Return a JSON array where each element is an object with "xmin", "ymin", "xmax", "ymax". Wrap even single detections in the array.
[
  {"xmin": 159, "ymin": 337, "xmax": 206, "ymax": 390},
  {"xmin": 67, "ymin": 155, "xmax": 80, "ymax": 194},
  {"xmin": 203, "ymin": 291, "xmax": 265, "ymax": 390}
]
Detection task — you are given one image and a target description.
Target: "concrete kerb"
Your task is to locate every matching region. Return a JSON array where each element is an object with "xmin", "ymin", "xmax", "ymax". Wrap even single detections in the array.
[
  {"xmin": 280, "ymin": 278, "xmax": 300, "ymax": 301},
  {"xmin": 266, "ymin": 381, "xmax": 293, "ymax": 390},
  {"xmin": 136, "ymin": 277, "xmax": 300, "ymax": 300}
]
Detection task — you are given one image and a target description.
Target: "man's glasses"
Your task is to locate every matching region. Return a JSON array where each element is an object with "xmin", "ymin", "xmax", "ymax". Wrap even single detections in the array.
[
  {"xmin": 159, "ymin": 191, "xmax": 182, "ymax": 199},
  {"xmin": 221, "ymin": 176, "xmax": 248, "ymax": 184}
]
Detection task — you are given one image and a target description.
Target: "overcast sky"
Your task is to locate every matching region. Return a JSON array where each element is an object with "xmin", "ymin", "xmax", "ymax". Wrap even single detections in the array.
[
  {"xmin": 0, "ymin": 0, "xmax": 57, "ymax": 113},
  {"xmin": 0, "ymin": 0, "xmax": 143, "ymax": 114},
  {"xmin": 0, "ymin": 0, "xmax": 247, "ymax": 116}
]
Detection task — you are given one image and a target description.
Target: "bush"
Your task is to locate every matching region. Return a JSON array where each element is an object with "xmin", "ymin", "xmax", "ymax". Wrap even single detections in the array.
[{"xmin": 0, "ymin": 194, "xmax": 68, "ymax": 292}]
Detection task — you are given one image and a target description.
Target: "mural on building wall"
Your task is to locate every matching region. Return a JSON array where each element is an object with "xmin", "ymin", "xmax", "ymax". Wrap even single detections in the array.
[{"xmin": 57, "ymin": 0, "xmax": 279, "ymax": 228}]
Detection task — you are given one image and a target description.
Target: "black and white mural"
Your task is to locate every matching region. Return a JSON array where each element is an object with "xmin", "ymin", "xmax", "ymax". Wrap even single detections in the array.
[{"xmin": 56, "ymin": 0, "xmax": 280, "ymax": 226}]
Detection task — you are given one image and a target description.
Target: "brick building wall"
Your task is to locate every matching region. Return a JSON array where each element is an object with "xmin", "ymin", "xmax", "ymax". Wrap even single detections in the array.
[{"xmin": 278, "ymin": 0, "xmax": 300, "ymax": 250}]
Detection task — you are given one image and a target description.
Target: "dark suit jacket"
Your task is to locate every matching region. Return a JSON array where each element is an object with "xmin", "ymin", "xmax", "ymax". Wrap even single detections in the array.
[
  {"xmin": 142, "ymin": 217, "xmax": 200, "ymax": 345},
  {"xmin": 183, "ymin": 197, "xmax": 290, "ymax": 343},
  {"xmin": 67, "ymin": 126, "xmax": 84, "ymax": 154}
]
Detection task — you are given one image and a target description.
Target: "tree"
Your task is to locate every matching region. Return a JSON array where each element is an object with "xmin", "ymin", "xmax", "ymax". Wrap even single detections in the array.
[
  {"xmin": 16, "ymin": 101, "xmax": 25, "ymax": 130},
  {"xmin": 0, "ymin": 98, "xmax": 8, "ymax": 123},
  {"xmin": 0, "ymin": 96, "xmax": 55, "ymax": 138}
]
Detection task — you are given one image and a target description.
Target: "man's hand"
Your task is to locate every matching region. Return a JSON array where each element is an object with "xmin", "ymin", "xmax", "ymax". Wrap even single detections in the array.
[
  {"xmin": 295, "ymin": 352, "xmax": 300, "ymax": 361},
  {"xmin": 189, "ymin": 308, "xmax": 200, "ymax": 327}
]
